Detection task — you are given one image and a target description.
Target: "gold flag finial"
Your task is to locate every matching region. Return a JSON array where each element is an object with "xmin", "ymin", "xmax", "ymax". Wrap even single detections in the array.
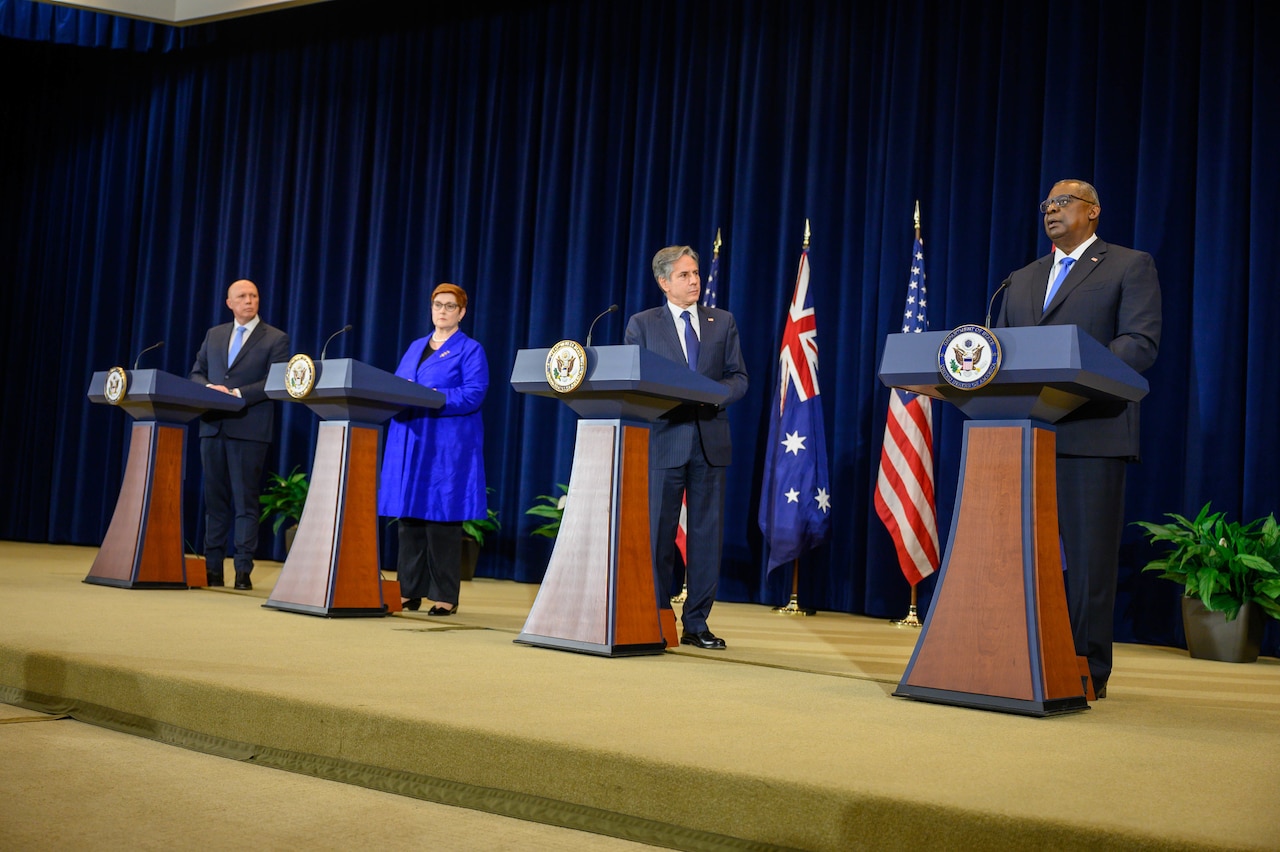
[
  {"xmin": 913, "ymin": 200, "xmax": 920, "ymax": 229},
  {"xmin": 803, "ymin": 218, "xmax": 811, "ymax": 250},
  {"xmin": 713, "ymin": 227, "xmax": 722, "ymax": 259}
]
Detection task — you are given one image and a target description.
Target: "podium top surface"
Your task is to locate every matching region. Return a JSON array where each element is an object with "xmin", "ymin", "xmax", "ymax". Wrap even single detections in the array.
[
  {"xmin": 88, "ymin": 369, "xmax": 245, "ymax": 422},
  {"xmin": 511, "ymin": 344, "xmax": 730, "ymax": 421},
  {"xmin": 512, "ymin": 345, "xmax": 728, "ymax": 401},
  {"xmin": 266, "ymin": 357, "xmax": 443, "ymax": 422},
  {"xmin": 878, "ymin": 325, "xmax": 1149, "ymax": 422}
]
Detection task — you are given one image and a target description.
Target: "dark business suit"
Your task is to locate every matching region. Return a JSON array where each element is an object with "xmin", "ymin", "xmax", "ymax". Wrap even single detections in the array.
[
  {"xmin": 190, "ymin": 320, "xmax": 291, "ymax": 578},
  {"xmin": 996, "ymin": 237, "xmax": 1161, "ymax": 688},
  {"xmin": 624, "ymin": 304, "xmax": 748, "ymax": 634}
]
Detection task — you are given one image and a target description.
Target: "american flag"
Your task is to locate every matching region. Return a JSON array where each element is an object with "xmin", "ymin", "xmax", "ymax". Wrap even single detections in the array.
[
  {"xmin": 874, "ymin": 228, "xmax": 940, "ymax": 586},
  {"xmin": 675, "ymin": 236, "xmax": 721, "ymax": 566},
  {"xmin": 758, "ymin": 246, "xmax": 831, "ymax": 571}
]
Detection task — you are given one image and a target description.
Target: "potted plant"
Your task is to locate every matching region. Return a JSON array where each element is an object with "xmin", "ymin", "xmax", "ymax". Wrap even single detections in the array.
[
  {"xmin": 525, "ymin": 484, "xmax": 568, "ymax": 538},
  {"xmin": 460, "ymin": 488, "xmax": 500, "ymax": 581},
  {"xmin": 1135, "ymin": 502, "xmax": 1280, "ymax": 663},
  {"xmin": 258, "ymin": 467, "xmax": 310, "ymax": 554}
]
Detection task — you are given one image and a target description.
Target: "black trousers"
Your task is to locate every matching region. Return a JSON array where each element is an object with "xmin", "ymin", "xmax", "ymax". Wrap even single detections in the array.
[
  {"xmin": 1057, "ymin": 455, "xmax": 1127, "ymax": 688},
  {"xmin": 397, "ymin": 518, "xmax": 462, "ymax": 605},
  {"xmin": 650, "ymin": 452, "xmax": 725, "ymax": 635},
  {"xmin": 200, "ymin": 435, "xmax": 269, "ymax": 577}
]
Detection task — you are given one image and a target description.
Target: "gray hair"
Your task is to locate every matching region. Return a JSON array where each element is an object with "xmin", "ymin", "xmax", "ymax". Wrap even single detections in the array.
[
  {"xmin": 652, "ymin": 245, "xmax": 699, "ymax": 283},
  {"xmin": 1058, "ymin": 179, "xmax": 1100, "ymax": 206}
]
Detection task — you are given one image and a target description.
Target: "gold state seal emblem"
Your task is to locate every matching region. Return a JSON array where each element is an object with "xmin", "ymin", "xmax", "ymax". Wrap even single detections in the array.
[
  {"xmin": 104, "ymin": 366, "xmax": 128, "ymax": 405},
  {"xmin": 545, "ymin": 339, "xmax": 587, "ymax": 394},
  {"xmin": 938, "ymin": 324, "xmax": 1002, "ymax": 391},
  {"xmin": 285, "ymin": 353, "xmax": 317, "ymax": 399}
]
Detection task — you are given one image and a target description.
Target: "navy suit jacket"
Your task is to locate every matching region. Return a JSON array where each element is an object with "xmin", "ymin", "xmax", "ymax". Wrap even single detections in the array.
[
  {"xmin": 189, "ymin": 320, "xmax": 291, "ymax": 442},
  {"xmin": 995, "ymin": 238, "xmax": 1161, "ymax": 459},
  {"xmin": 624, "ymin": 304, "xmax": 748, "ymax": 467}
]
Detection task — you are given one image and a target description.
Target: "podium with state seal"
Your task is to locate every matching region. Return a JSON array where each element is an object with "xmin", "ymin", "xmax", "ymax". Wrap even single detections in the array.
[
  {"xmin": 879, "ymin": 324, "xmax": 1148, "ymax": 716},
  {"xmin": 263, "ymin": 355, "xmax": 443, "ymax": 617},
  {"xmin": 510, "ymin": 342, "xmax": 729, "ymax": 656},
  {"xmin": 85, "ymin": 367, "xmax": 245, "ymax": 588}
]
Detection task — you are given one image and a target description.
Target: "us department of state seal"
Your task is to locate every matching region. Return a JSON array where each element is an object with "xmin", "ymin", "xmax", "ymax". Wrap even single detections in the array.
[
  {"xmin": 284, "ymin": 353, "xmax": 317, "ymax": 399},
  {"xmin": 545, "ymin": 339, "xmax": 587, "ymax": 394},
  {"xmin": 104, "ymin": 366, "xmax": 128, "ymax": 405},
  {"xmin": 938, "ymin": 324, "xmax": 1002, "ymax": 391}
]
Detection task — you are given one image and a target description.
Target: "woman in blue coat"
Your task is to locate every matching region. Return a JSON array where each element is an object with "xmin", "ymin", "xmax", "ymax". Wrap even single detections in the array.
[{"xmin": 378, "ymin": 283, "xmax": 488, "ymax": 614}]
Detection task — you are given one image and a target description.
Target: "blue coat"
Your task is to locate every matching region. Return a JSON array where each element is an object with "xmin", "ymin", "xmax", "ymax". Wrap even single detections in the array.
[{"xmin": 377, "ymin": 331, "xmax": 489, "ymax": 521}]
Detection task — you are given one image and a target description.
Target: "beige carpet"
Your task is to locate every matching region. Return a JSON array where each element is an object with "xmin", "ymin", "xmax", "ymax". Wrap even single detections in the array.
[
  {"xmin": 0, "ymin": 703, "xmax": 657, "ymax": 851},
  {"xmin": 2, "ymin": 542, "xmax": 1278, "ymax": 850}
]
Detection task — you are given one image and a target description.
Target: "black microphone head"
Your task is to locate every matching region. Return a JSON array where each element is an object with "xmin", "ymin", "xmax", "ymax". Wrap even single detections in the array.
[
  {"xmin": 343, "ymin": 324, "xmax": 353, "ymax": 332},
  {"xmin": 608, "ymin": 304, "xmax": 619, "ymax": 312}
]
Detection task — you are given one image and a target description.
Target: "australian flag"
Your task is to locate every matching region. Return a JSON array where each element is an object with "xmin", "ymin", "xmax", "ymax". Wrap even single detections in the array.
[{"xmin": 758, "ymin": 247, "xmax": 832, "ymax": 572}]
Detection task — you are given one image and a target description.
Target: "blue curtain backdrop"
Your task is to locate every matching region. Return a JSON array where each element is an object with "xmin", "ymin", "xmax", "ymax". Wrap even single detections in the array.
[{"xmin": 1, "ymin": 0, "xmax": 1275, "ymax": 656}]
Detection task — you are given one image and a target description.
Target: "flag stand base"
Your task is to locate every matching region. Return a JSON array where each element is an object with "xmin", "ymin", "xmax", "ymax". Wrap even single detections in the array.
[
  {"xmin": 891, "ymin": 605, "xmax": 923, "ymax": 628},
  {"xmin": 670, "ymin": 583, "xmax": 687, "ymax": 605},
  {"xmin": 772, "ymin": 562, "xmax": 815, "ymax": 615},
  {"xmin": 772, "ymin": 594, "xmax": 816, "ymax": 616}
]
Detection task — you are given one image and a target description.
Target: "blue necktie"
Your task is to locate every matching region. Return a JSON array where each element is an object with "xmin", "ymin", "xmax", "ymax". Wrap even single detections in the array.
[
  {"xmin": 681, "ymin": 309, "xmax": 700, "ymax": 370},
  {"xmin": 228, "ymin": 325, "xmax": 246, "ymax": 365},
  {"xmin": 1043, "ymin": 256, "xmax": 1076, "ymax": 310}
]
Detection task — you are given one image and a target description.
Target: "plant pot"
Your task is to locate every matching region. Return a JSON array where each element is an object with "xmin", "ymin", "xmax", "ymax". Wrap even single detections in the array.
[
  {"xmin": 283, "ymin": 524, "xmax": 297, "ymax": 555},
  {"xmin": 460, "ymin": 534, "xmax": 479, "ymax": 581},
  {"xmin": 1181, "ymin": 597, "xmax": 1265, "ymax": 663}
]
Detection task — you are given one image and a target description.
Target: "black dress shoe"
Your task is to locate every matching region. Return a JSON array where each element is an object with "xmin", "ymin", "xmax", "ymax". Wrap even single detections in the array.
[
  {"xmin": 680, "ymin": 631, "xmax": 726, "ymax": 650},
  {"xmin": 426, "ymin": 604, "xmax": 456, "ymax": 616},
  {"xmin": 403, "ymin": 598, "xmax": 421, "ymax": 611},
  {"xmin": 206, "ymin": 573, "xmax": 225, "ymax": 587},
  {"xmin": 233, "ymin": 573, "xmax": 252, "ymax": 590},
  {"xmin": 1095, "ymin": 683, "xmax": 1108, "ymax": 699}
]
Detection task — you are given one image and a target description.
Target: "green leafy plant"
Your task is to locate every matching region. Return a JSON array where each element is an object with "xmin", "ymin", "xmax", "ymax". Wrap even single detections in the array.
[
  {"xmin": 525, "ymin": 484, "xmax": 568, "ymax": 539},
  {"xmin": 259, "ymin": 467, "xmax": 310, "ymax": 534},
  {"xmin": 1135, "ymin": 502, "xmax": 1280, "ymax": 622},
  {"xmin": 462, "ymin": 488, "xmax": 501, "ymax": 547}
]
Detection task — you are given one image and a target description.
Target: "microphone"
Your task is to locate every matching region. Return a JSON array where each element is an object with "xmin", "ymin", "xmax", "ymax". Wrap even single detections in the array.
[
  {"xmin": 585, "ymin": 304, "xmax": 619, "ymax": 347},
  {"xmin": 319, "ymin": 324, "xmax": 353, "ymax": 360},
  {"xmin": 985, "ymin": 279, "xmax": 1011, "ymax": 328},
  {"xmin": 133, "ymin": 341, "xmax": 164, "ymax": 370}
]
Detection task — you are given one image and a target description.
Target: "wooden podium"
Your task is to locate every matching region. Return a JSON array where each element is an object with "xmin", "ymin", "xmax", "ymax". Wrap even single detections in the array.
[
  {"xmin": 263, "ymin": 358, "xmax": 442, "ymax": 617},
  {"xmin": 878, "ymin": 326, "xmax": 1148, "ymax": 716},
  {"xmin": 510, "ymin": 344, "xmax": 729, "ymax": 656},
  {"xmin": 85, "ymin": 369, "xmax": 245, "ymax": 588}
]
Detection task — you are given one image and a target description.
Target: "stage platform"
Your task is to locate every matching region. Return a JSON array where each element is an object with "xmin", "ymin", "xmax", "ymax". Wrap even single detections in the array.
[{"xmin": 2, "ymin": 541, "xmax": 1278, "ymax": 850}]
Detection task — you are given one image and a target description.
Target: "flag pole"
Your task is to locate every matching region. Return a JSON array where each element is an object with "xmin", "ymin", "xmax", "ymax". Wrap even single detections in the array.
[
  {"xmin": 772, "ymin": 558, "xmax": 817, "ymax": 616},
  {"xmin": 890, "ymin": 201, "xmax": 925, "ymax": 629},
  {"xmin": 771, "ymin": 219, "xmax": 817, "ymax": 617},
  {"xmin": 891, "ymin": 584, "xmax": 923, "ymax": 627}
]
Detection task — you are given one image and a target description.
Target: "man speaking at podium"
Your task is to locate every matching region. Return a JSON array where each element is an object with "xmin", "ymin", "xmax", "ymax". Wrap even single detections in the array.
[
  {"xmin": 190, "ymin": 279, "xmax": 291, "ymax": 590},
  {"xmin": 625, "ymin": 245, "xmax": 748, "ymax": 650},
  {"xmin": 995, "ymin": 180, "xmax": 1162, "ymax": 698}
]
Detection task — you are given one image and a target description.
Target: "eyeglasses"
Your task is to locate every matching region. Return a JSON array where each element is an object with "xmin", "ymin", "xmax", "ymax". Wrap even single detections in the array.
[
  {"xmin": 1039, "ymin": 194, "xmax": 1095, "ymax": 214},
  {"xmin": 432, "ymin": 301, "xmax": 460, "ymax": 312}
]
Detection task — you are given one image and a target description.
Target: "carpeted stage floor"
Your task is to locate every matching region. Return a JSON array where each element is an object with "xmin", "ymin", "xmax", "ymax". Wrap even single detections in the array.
[{"xmin": 2, "ymin": 542, "xmax": 1278, "ymax": 851}]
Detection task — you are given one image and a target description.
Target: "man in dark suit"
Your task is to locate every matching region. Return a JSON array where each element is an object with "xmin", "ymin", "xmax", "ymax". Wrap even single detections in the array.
[
  {"xmin": 189, "ymin": 279, "xmax": 291, "ymax": 590},
  {"xmin": 625, "ymin": 245, "xmax": 749, "ymax": 649},
  {"xmin": 995, "ymin": 180, "xmax": 1162, "ymax": 697}
]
